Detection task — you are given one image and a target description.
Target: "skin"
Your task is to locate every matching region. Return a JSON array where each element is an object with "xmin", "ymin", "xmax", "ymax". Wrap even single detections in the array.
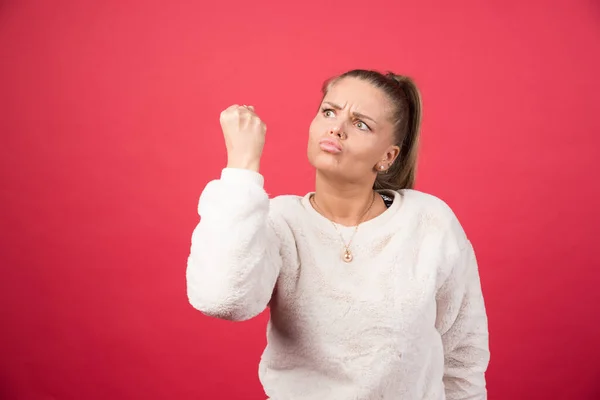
[{"xmin": 306, "ymin": 77, "xmax": 401, "ymax": 226}]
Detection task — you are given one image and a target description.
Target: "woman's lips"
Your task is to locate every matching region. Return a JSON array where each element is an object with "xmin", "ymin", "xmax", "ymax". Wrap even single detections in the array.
[{"xmin": 319, "ymin": 138, "xmax": 342, "ymax": 154}]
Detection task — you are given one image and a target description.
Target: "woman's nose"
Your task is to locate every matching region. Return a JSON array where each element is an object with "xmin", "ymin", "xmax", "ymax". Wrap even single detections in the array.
[{"xmin": 329, "ymin": 126, "xmax": 346, "ymax": 140}]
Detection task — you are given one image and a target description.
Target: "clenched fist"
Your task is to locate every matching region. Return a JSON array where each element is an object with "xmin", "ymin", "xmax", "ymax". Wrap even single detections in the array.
[{"xmin": 220, "ymin": 104, "xmax": 266, "ymax": 172}]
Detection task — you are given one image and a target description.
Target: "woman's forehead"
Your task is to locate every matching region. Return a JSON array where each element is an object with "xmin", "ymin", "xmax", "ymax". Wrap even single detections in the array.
[{"xmin": 324, "ymin": 78, "xmax": 393, "ymax": 117}]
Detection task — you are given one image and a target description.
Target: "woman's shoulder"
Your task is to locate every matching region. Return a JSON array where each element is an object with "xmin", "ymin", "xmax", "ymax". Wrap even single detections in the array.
[
  {"xmin": 400, "ymin": 189, "xmax": 455, "ymax": 214},
  {"xmin": 264, "ymin": 194, "xmax": 309, "ymax": 224},
  {"xmin": 269, "ymin": 194, "xmax": 305, "ymax": 210},
  {"xmin": 398, "ymin": 189, "xmax": 468, "ymax": 243}
]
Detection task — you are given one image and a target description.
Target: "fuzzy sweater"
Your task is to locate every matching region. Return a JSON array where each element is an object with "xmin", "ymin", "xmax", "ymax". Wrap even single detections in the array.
[{"xmin": 186, "ymin": 168, "xmax": 490, "ymax": 400}]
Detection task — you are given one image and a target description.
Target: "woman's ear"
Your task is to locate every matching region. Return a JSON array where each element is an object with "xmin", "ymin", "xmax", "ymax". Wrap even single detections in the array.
[
  {"xmin": 374, "ymin": 145, "xmax": 401, "ymax": 172},
  {"xmin": 384, "ymin": 145, "xmax": 401, "ymax": 165}
]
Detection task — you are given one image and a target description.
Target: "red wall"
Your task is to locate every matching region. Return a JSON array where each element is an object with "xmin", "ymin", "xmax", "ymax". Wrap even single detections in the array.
[{"xmin": 1, "ymin": 1, "xmax": 599, "ymax": 399}]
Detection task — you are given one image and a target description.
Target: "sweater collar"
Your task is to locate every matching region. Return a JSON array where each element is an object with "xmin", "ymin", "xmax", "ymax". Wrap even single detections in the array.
[{"xmin": 300, "ymin": 189, "xmax": 406, "ymax": 239}]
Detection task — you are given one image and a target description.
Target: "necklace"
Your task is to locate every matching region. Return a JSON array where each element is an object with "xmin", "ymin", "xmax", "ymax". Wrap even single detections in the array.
[{"xmin": 310, "ymin": 191, "xmax": 376, "ymax": 263}]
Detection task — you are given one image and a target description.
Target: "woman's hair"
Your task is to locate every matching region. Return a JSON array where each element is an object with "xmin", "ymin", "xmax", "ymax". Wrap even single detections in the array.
[{"xmin": 321, "ymin": 69, "xmax": 423, "ymax": 191}]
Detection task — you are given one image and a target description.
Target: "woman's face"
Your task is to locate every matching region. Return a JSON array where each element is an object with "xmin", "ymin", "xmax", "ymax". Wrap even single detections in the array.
[{"xmin": 307, "ymin": 77, "xmax": 399, "ymax": 183}]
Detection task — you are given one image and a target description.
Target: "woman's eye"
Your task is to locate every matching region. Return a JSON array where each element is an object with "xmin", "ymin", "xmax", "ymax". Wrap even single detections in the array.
[
  {"xmin": 322, "ymin": 109, "xmax": 335, "ymax": 118},
  {"xmin": 356, "ymin": 121, "xmax": 370, "ymax": 131}
]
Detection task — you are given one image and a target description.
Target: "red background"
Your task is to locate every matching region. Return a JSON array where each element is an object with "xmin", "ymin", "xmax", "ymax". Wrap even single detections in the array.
[{"xmin": 1, "ymin": 1, "xmax": 599, "ymax": 399}]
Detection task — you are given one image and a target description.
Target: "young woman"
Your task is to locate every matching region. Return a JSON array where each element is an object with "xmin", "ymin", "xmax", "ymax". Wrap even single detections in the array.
[{"xmin": 186, "ymin": 69, "xmax": 490, "ymax": 399}]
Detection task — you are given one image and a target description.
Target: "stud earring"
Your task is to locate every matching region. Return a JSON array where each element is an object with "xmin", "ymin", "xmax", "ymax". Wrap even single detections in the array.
[{"xmin": 379, "ymin": 165, "xmax": 385, "ymax": 170}]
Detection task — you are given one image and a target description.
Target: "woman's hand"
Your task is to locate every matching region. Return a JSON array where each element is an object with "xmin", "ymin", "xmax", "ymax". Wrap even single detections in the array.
[{"xmin": 220, "ymin": 104, "xmax": 266, "ymax": 172}]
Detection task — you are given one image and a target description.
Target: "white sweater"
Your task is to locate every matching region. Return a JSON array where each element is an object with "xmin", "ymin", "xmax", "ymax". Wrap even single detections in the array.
[{"xmin": 186, "ymin": 168, "xmax": 490, "ymax": 400}]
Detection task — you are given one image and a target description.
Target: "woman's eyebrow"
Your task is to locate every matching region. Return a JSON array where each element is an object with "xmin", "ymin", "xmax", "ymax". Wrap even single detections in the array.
[{"xmin": 322, "ymin": 101, "xmax": 377, "ymax": 124}]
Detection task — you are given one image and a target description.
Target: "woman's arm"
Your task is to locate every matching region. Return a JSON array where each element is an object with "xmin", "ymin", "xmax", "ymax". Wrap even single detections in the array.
[
  {"xmin": 186, "ymin": 168, "xmax": 282, "ymax": 321},
  {"xmin": 436, "ymin": 240, "xmax": 490, "ymax": 399}
]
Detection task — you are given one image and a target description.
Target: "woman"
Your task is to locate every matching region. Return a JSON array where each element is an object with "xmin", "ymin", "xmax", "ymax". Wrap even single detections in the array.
[{"xmin": 186, "ymin": 69, "xmax": 490, "ymax": 399}]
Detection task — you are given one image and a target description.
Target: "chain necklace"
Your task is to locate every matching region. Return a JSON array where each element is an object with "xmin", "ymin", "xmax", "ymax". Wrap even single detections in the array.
[{"xmin": 310, "ymin": 191, "xmax": 376, "ymax": 263}]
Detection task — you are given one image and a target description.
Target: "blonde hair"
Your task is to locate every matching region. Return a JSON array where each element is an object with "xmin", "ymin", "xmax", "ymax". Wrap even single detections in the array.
[{"xmin": 321, "ymin": 70, "xmax": 423, "ymax": 190}]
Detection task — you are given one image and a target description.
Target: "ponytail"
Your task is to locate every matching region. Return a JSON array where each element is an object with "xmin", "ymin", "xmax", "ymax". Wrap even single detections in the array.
[{"xmin": 376, "ymin": 74, "xmax": 422, "ymax": 191}]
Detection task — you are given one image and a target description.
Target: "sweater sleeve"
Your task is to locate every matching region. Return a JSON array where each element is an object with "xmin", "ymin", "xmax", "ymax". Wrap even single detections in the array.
[
  {"xmin": 436, "ymin": 240, "xmax": 490, "ymax": 400},
  {"xmin": 186, "ymin": 168, "xmax": 283, "ymax": 321}
]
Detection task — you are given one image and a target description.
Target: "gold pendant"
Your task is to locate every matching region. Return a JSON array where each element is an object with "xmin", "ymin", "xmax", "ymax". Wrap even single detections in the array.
[{"xmin": 343, "ymin": 249, "xmax": 353, "ymax": 263}]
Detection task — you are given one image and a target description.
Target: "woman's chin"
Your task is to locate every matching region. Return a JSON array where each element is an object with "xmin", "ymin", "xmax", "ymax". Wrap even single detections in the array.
[{"xmin": 308, "ymin": 152, "xmax": 342, "ymax": 171}]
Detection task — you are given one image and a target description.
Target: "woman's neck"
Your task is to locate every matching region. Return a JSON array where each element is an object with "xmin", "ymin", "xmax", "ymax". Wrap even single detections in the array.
[{"xmin": 312, "ymin": 171, "xmax": 385, "ymax": 226}]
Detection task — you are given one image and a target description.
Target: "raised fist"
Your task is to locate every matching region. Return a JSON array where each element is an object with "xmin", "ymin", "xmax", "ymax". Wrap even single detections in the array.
[{"xmin": 220, "ymin": 105, "xmax": 266, "ymax": 172}]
